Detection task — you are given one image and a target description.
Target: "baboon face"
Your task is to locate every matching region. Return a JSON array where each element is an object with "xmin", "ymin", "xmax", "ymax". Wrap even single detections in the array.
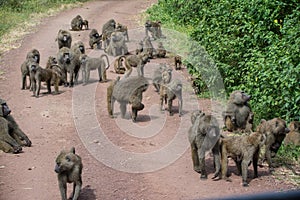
[
  {"xmin": 0, "ymin": 102, "xmax": 11, "ymax": 117},
  {"xmin": 55, "ymin": 149, "xmax": 77, "ymax": 174},
  {"xmin": 79, "ymin": 54, "xmax": 87, "ymax": 65},
  {"xmin": 109, "ymin": 19, "xmax": 116, "ymax": 28},
  {"xmin": 230, "ymin": 90, "xmax": 251, "ymax": 105},
  {"xmin": 161, "ymin": 69, "xmax": 172, "ymax": 84},
  {"xmin": 61, "ymin": 52, "xmax": 71, "ymax": 64}
]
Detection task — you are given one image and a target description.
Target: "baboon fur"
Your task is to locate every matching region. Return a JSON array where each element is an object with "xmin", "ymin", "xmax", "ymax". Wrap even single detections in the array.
[
  {"xmin": 188, "ymin": 110, "xmax": 221, "ymax": 180},
  {"xmin": 135, "ymin": 40, "xmax": 143, "ymax": 55},
  {"xmin": 82, "ymin": 19, "xmax": 89, "ymax": 30},
  {"xmin": 120, "ymin": 53, "xmax": 150, "ymax": 78},
  {"xmin": 142, "ymin": 36, "xmax": 155, "ymax": 58},
  {"xmin": 152, "ymin": 63, "xmax": 167, "ymax": 93},
  {"xmin": 56, "ymin": 29, "xmax": 72, "ymax": 49},
  {"xmin": 156, "ymin": 42, "xmax": 167, "ymax": 58},
  {"xmin": 89, "ymin": 29, "xmax": 102, "ymax": 49},
  {"xmin": 284, "ymin": 121, "xmax": 300, "ymax": 146},
  {"xmin": 70, "ymin": 15, "xmax": 88, "ymax": 31},
  {"xmin": 113, "ymin": 56, "xmax": 126, "ymax": 74},
  {"xmin": 105, "ymin": 31, "xmax": 128, "ymax": 57},
  {"xmin": 71, "ymin": 41, "xmax": 85, "ymax": 55},
  {"xmin": 55, "ymin": 147, "xmax": 83, "ymax": 200},
  {"xmin": 174, "ymin": 55, "xmax": 182, "ymax": 70},
  {"xmin": 145, "ymin": 20, "xmax": 163, "ymax": 40},
  {"xmin": 115, "ymin": 22, "xmax": 129, "ymax": 41},
  {"xmin": 101, "ymin": 19, "xmax": 116, "ymax": 49},
  {"xmin": 21, "ymin": 49, "xmax": 40, "ymax": 90}
]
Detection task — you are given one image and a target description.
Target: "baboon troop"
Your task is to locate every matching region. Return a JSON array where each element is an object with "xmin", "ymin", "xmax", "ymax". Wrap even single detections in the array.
[
  {"xmin": 71, "ymin": 15, "xmax": 88, "ymax": 31},
  {"xmin": 89, "ymin": 29, "xmax": 102, "ymax": 49},
  {"xmin": 188, "ymin": 110, "xmax": 221, "ymax": 180},
  {"xmin": 55, "ymin": 147, "xmax": 83, "ymax": 200},
  {"xmin": 284, "ymin": 121, "xmax": 300, "ymax": 146},
  {"xmin": 174, "ymin": 55, "xmax": 182, "ymax": 70},
  {"xmin": 56, "ymin": 29, "xmax": 72, "ymax": 49}
]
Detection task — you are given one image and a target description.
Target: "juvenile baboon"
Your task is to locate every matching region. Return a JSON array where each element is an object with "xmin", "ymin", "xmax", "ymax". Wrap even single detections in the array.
[
  {"xmin": 220, "ymin": 131, "xmax": 266, "ymax": 186},
  {"xmin": 46, "ymin": 56, "xmax": 58, "ymax": 69},
  {"xmin": 174, "ymin": 55, "xmax": 182, "ymax": 70},
  {"xmin": 152, "ymin": 63, "xmax": 168, "ymax": 93},
  {"xmin": 105, "ymin": 31, "xmax": 128, "ymax": 57},
  {"xmin": 80, "ymin": 54, "xmax": 110, "ymax": 84},
  {"xmin": 156, "ymin": 42, "xmax": 167, "ymax": 58},
  {"xmin": 222, "ymin": 90, "xmax": 254, "ymax": 132},
  {"xmin": 89, "ymin": 29, "xmax": 102, "ymax": 49},
  {"xmin": 257, "ymin": 118, "xmax": 290, "ymax": 171},
  {"xmin": 115, "ymin": 22, "xmax": 129, "ymax": 41},
  {"xmin": 55, "ymin": 147, "xmax": 83, "ymax": 200},
  {"xmin": 82, "ymin": 19, "xmax": 89, "ymax": 30},
  {"xmin": 0, "ymin": 98, "xmax": 31, "ymax": 153},
  {"xmin": 160, "ymin": 68, "xmax": 183, "ymax": 116},
  {"xmin": 56, "ymin": 29, "xmax": 72, "ymax": 49},
  {"xmin": 70, "ymin": 15, "xmax": 88, "ymax": 31},
  {"xmin": 107, "ymin": 76, "xmax": 149, "ymax": 122},
  {"xmin": 145, "ymin": 20, "xmax": 163, "ymax": 40},
  {"xmin": 142, "ymin": 36, "xmax": 155, "ymax": 58},
  {"xmin": 284, "ymin": 121, "xmax": 300, "ymax": 146},
  {"xmin": 188, "ymin": 110, "xmax": 221, "ymax": 180},
  {"xmin": 113, "ymin": 56, "xmax": 126, "ymax": 74},
  {"xmin": 102, "ymin": 19, "xmax": 116, "ymax": 48},
  {"xmin": 21, "ymin": 49, "xmax": 40, "ymax": 90},
  {"xmin": 120, "ymin": 53, "xmax": 150, "ymax": 78}
]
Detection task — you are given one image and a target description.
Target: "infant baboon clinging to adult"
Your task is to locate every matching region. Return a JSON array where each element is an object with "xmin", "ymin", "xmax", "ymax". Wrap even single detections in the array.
[
  {"xmin": 89, "ymin": 29, "xmax": 102, "ymax": 49},
  {"xmin": 284, "ymin": 121, "xmax": 300, "ymax": 146},
  {"xmin": 55, "ymin": 147, "xmax": 83, "ymax": 200},
  {"xmin": 188, "ymin": 110, "xmax": 221, "ymax": 180},
  {"xmin": 56, "ymin": 29, "xmax": 72, "ymax": 49}
]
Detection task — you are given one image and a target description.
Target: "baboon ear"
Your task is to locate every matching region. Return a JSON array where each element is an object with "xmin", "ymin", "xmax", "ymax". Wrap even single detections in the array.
[{"xmin": 70, "ymin": 147, "xmax": 75, "ymax": 154}]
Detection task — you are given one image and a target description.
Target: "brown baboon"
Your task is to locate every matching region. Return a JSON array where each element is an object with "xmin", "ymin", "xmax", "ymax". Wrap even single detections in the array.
[
  {"xmin": 89, "ymin": 29, "xmax": 102, "ymax": 49},
  {"xmin": 145, "ymin": 20, "xmax": 163, "ymax": 40},
  {"xmin": 160, "ymin": 68, "xmax": 183, "ymax": 116},
  {"xmin": 120, "ymin": 53, "xmax": 150, "ymax": 78},
  {"xmin": 107, "ymin": 76, "xmax": 149, "ymax": 122},
  {"xmin": 26, "ymin": 49, "xmax": 40, "ymax": 63},
  {"xmin": 55, "ymin": 147, "xmax": 83, "ymax": 200},
  {"xmin": 257, "ymin": 118, "xmax": 290, "ymax": 171},
  {"xmin": 188, "ymin": 110, "xmax": 221, "ymax": 180},
  {"xmin": 0, "ymin": 99, "xmax": 31, "ymax": 153},
  {"xmin": 174, "ymin": 55, "xmax": 182, "ymax": 70},
  {"xmin": 222, "ymin": 90, "xmax": 254, "ymax": 132},
  {"xmin": 79, "ymin": 54, "xmax": 110, "ymax": 84},
  {"xmin": 46, "ymin": 56, "xmax": 66, "ymax": 86},
  {"xmin": 115, "ymin": 22, "xmax": 129, "ymax": 41},
  {"xmin": 101, "ymin": 19, "xmax": 116, "ymax": 48},
  {"xmin": 220, "ymin": 131, "xmax": 266, "ymax": 186},
  {"xmin": 152, "ymin": 63, "xmax": 168, "ymax": 92},
  {"xmin": 82, "ymin": 19, "xmax": 89, "ymax": 30},
  {"xmin": 71, "ymin": 41, "xmax": 85, "ymax": 55},
  {"xmin": 46, "ymin": 56, "xmax": 58, "ymax": 69},
  {"xmin": 142, "ymin": 36, "xmax": 155, "ymax": 58},
  {"xmin": 70, "ymin": 15, "xmax": 84, "ymax": 31},
  {"xmin": 21, "ymin": 49, "xmax": 40, "ymax": 90},
  {"xmin": 156, "ymin": 42, "xmax": 166, "ymax": 58},
  {"xmin": 284, "ymin": 121, "xmax": 300, "ymax": 146},
  {"xmin": 105, "ymin": 31, "xmax": 128, "ymax": 57},
  {"xmin": 135, "ymin": 40, "xmax": 143, "ymax": 55},
  {"xmin": 113, "ymin": 56, "xmax": 126, "ymax": 74},
  {"xmin": 56, "ymin": 29, "xmax": 72, "ymax": 49}
]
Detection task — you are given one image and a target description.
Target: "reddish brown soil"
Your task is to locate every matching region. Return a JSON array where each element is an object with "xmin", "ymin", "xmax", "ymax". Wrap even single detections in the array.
[{"xmin": 0, "ymin": 1, "xmax": 297, "ymax": 199}]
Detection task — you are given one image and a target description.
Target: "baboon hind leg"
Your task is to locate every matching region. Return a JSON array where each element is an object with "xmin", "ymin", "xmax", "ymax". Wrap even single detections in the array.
[{"xmin": 191, "ymin": 144, "xmax": 200, "ymax": 173}]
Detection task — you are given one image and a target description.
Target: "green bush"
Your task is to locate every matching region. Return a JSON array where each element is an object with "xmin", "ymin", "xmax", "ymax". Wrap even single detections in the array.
[{"xmin": 147, "ymin": 0, "xmax": 300, "ymax": 124}]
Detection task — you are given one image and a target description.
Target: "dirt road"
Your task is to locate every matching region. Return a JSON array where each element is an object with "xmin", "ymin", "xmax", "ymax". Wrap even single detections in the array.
[{"xmin": 0, "ymin": 0, "xmax": 297, "ymax": 199}]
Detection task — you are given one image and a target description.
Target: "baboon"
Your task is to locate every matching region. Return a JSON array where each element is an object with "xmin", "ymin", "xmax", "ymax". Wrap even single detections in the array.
[
  {"xmin": 21, "ymin": 49, "xmax": 40, "ymax": 90},
  {"xmin": 145, "ymin": 20, "xmax": 163, "ymax": 40},
  {"xmin": 26, "ymin": 49, "xmax": 40, "ymax": 63},
  {"xmin": 142, "ymin": 36, "xmax": 155, "ymax": 58},
  {"xmin": 0, "ymin": 98, "xmax": 31, "ymax": 153},
  {"xmin": 156, "ymin": 42, "xmax": 167, "ymax": 58},
  {"xmin": 107, "ymin": 76, "xmax": 149, "ymax": 122},
  {"xmin": 57, "ymin": 47, "xmax": 81, "ymax": 87},
  {"xmin": 70, "ymin": 15, "xmax": 88, "ymax": 31},
  {"xmin": 120, "ymin": 53, "xmax": 150, "ymax": 78},
  {"xmin": 46, "ymin": 56, "xmax": 58, "ymax": 69},
  {"xmin": 71, "ymin": 41, "xmax": 85, "ymax": 55},
  {"xmin": 257, "ymin": 118, "xmax": 290, "ymax": 171},
  {"xmin": 101, "ymin": 19, "xmax": 116, "ymax": 48},
  {"xmin": 115, "ymin": 22, "xmax": 129, "ymax": 41},
  {"xmin": 79, "ymin": 54, "xmax": 110, "ymax": 84},
  {"xmin": 82, "ymin": 19, "xmax": 89, "ymax": 30},
  {"xmin": 55, "ymin": 147, "xmax": 83, "ymax": 200},
  {"xmin": 220, "ymin": 131, "xmax": 266, "ymax": 186},
  {"xmin": 135, "ymin": 40, "xmax": 143, "ymax": 55},
  {"xmin": 105, "ymin": 31, "xmax": 128, "ymax": 57},
  {"xmin": 152, "ymin": 63, "xmax": 168, "ymax": 93},
  {"xmin": 222, "ymin": 90, "xmax": 254, "ymax": 132},
  {"xmin": 284, "ymin": 121, "xmax": 300, "ymax": 146},
  {"xmin": 113, "ymin": 56, "xmax": 126, "ymax": 74},
  {"xmin": 160, "ymin": 68, "xmax": 183, "ymax": 116},
  {"xmin": 174, "ymin": 55, "xmax": 182, "ymax": 70},
  {"xmin": 89, "ymin": 29, "xmax": 102, "ymax": 49},
  {"xmin": 46, "ymin": 56, "xmax": 66, "ymax": 86},
  {"xmin": 56, "ymin": 29, "xmax": 72, "ymax": 49},
  {"xmin": 188, "ymin": 110, "xmax": 221, "ymax": 180}
]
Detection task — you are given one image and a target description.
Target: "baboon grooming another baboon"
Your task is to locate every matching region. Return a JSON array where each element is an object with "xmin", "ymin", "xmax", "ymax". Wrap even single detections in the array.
[
  {"xmin": 71, "ymin": 41, "xmax": 85, "ymax": 55},
  {"xmin": 120, "ymin": 53, "xmax": 150, "ymax": 78},
  {"xmin": 89, "ymin": 29, "xmax": 102, "ymax": 49},
  {"xmin": 222, "ymin": 90, "xmax": 254, "ymax": 132},
  {"xmin": 56, "ymin": 29, "xmax": 72, "ymax": 49},
  {"xmin": 70, "ymin": 15, "xmax": 88, "ymax": 31},
  {"xmin": 80, "ymin": 54, "xmax": 110, "ymax": 84},
  {"xmin": 115, "ymin": 22, "xmax": 129, "ymax": 41},
  {"xmin": 107, "ymin": 76, "xmax": 149, "ymax": 122},
  {"xmin": 220, "ymin": 131, "xmax": 266, "ymax": 186},
  {"xmin": 55, "ymin": 147, "xmax": 83, "ymax": 200},
  {"xmin": 105, "ymin": 31, "xmax": 128, "ymax": 57},
  {"xmin": 284, "ymin": 121, "xmax": 300, "ymax": 146},
  {"xmin": 145, "ymin": 20, "xmax": 163, "ymax": 40},
  {"xmin": 188, "ymin": 110, "xmax": 221, "ymax": 180},
  {"xmin": 174, "ymin": 55, "xmax": 182, "ymax": 70},
  {"xmin": 156, "ymin": 42, "xmax": 167, "ymax": 58},
  {"xmin": 21, "ymin": 49, "xmax": 40, "ymax": 90},
  {"xmin": 101, "ymin": 19, "xmax": 116, "ymax": 48},
  {"xmin": 0, "ymin": 98, "xmax": 31, "ymax": 153}
]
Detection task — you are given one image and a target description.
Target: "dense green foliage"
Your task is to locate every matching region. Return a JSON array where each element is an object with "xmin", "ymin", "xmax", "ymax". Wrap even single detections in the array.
[{"xmin": 147, "ymin": 0, "xmax": 300, "ymax": 123}]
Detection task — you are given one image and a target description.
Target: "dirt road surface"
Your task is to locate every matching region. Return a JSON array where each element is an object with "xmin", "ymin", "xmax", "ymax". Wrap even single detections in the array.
[{"xmin": 0, "ymin": 0, "xmax": 297, "ymax": 199}]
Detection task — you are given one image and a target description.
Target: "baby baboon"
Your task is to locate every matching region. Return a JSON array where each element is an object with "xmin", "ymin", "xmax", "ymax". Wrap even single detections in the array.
[
  {"xmin": 113, "ymin": 56, "xmax": 126, "ymax": 74},
  {"xmin": 222, "ymin": 90, "xmax": 254, "ymax": 132},
  {"xmin": 56, "ymin": 29, "xmax": 72, "ymax": 49},
  {"xmin": 220, "ymin": 131, "xmax": 266, "ymax": 186},
  {"xmin": 156, "ymin": 42, "xmax": 167, "ymax": 58},
  {"xmin": 82, "ymin": 19, "xmax": 89, "ymax": 30},
  {"xmin": 145, "ymin": 20, "xmax": 163, "ymax": 40},
  {"xmin": 115, "ymin": 22, "xmax": 129, "ymax": 41},
  {"xmin": 284, "ymin": 121, "xmax": 300, "ymax": 146},
  {"xmin": 188, "ymin": 110, "xmax": 221, "ymax": 180},
  {"xmin": 71, "ymin": 15, "xmax": 84, "ymax": 31},
  {"xmin": 105, "ymin": 31, "xmax": 128, "ymax": 57},
  {"xmin": 257, "ymin": 118, "xmax": 290, "ymax": 171},
  {"xmin": 174, "ymin": 55, "xmax": 182, "ymax": 70},
  {"xmin": 121, "ymin": 53, "xmax": 150, "ymax": 78},
  {"xmin": 142, "ymin": 36, "xmax": 155, "ymax": 58},
  {"xmin": 102, "ymin": 19, "xmax": 116, "ymax": 48},
  {"xmin": 152, "ymin": 63, "xmax": 168, "ymax": 93},
  {"xmin": 80, "ymin": 54, "xmax": 110, "ymax": 84},
  {"xmin": 0, "ymin": 98, "xmax": 31, "ymax": 153},
  {"xmin": 21, "ymin": 49, "xmax": 40, "ymax": 90},
  {"xmin": 55, "ymin": 147, "xmax": 83, "ymax": 200},
  {"xmin": 107, "ymin": 76, "xmax": 149, "ymax": 122},
  {"xmin": 89, "ymin": 29, "xmax": 102, "ymax": 49},
  {"xmin": 160, "ymin": 68, "xmax": 183, "ymax": 116}
]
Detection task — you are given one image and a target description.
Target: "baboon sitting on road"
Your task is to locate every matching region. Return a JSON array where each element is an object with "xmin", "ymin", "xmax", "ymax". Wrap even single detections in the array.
[
  {"xmin": 70, "ymin": 15, "xmax": 88, "ymax": 31},
  {"xmin": 56, "ymin": 29, "xmax": 72, "ymax": 49},
  {"xmin": 105, "ymin": 31, "xmax": 128, "ymax": 57},
  {"xmin": 156, "ymin": 42, "xmax": 167, "ymax": 58},
  {"xmin": 89, "ymin": 29, "xmax": 102, "ymax": 49},
  {"xmin": 145, "ymin": 20, "xmax": 163, "ymax": 40}
]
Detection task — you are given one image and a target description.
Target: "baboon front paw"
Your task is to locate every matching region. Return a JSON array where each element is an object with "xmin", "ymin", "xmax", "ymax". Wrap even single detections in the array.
[{"xmin": 200, "ymin": 174, "xmax": 208, "ymax": 180}]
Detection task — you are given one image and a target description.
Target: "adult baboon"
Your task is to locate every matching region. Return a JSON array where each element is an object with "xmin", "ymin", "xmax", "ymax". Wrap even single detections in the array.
[
  {"xmin": 152, "ymin": 63, "xmax": 168, "ymax": 93},
  {"xmin": 26, "ymin": 49, "xmax": 40, "ymax": 63},
  {"xmin": 82, "ymin": 19, "xmax": 89, "ymax": 30},
  {"xmin": 70, "ymin": 15, "xmax": 85, "ymax": 31},
  {"xmin": 284, "ymin": 121, "xmax": 300, "ymax": 146},
  {"xmin": 0, "ymin": 98, "xmax": 31, "ymax": 153},
  {"xmin": 56, "ymin": 29, "xmax": 72, "ymax": 49},
  {"xmin": 101, "ymin": 19, "xmax": 116, "ymax": 48},
  {"xmin": 46, "ymin": 56, "xmax": 58, "ymax": 69},
  {"xmin": 105, "ymin": 31, "xmax": 128, "ymax": 57},
  {"xmin": 174, "ymin": 55, "xmax": 182, "ymax": 70},
  {"xmin": 220, "ymin": 131, "xmax": 266, "ymax": 186},
  {"xmin": 107, "ymin": 76, "xmax": 149, "ymax": 122},
  {"xmin": 89, "ymin": 29, "xmax": 102, "ymax": 49},
  {"xmin": 120, "ymin": 53, "xmax": 150, "ymax": 78},
  {"xmin": 46, "ymin": 56, "xmax": 66, "ymax": 86},
  {"xmin": 21, "ymin": 49, "xmax": 40, "ymax": 90},
  {"xmin": 160, "ymin": 68, "xmax": 183, "ymax": 116},
  {"xmin": 145, "ymin": 20, "xmax": 163, "ymax": 40},
  {"xmin": 222, "ymin": 90, "xmax": 254, "ymax": 132},
  {"xmin": 188, "ymin": 110, "xmax": 221, "ymax": 180},
  {"xmin": 142, "ymin": 36, "xmax": 155, "ymax": 58},
  {"xmin": 71, "ymin": 41, "xmax": 85, "ymax": 55},
  {"xmin": 55, "ymin": 147, "xmax": 83, "ymax": 200},
  {"xmin": 113, "ymin": 56, "xmax": 126, "ymax": 74},
  {"xmin": 115, "ymin": 22, "xmax": 129, "ymax": 41},
  {"xmin": 257, "ymin": 118, "xmax": 290, "ymax": 171},
  {"xmin": 156, "ymin": 42, "xmax": 166, "ymax": 58},
  {"xmin": 80, "ymin": 54, "xmax": 110, "ymax": 84}
]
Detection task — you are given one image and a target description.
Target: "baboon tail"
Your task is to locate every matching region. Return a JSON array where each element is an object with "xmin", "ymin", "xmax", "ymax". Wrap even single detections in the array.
[{"xmin": 101, "ymin": 54, "xmax": 110, "ymax": 70}]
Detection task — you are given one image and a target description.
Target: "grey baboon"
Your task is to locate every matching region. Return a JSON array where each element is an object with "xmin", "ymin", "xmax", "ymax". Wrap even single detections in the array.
[
  {"xmin": 21, "ymin": 49, "xmax": 40, "ymax": 90},
  {"xmin": 222, "ymin": 90, "xmax": 254, "ymax": 132},
  {"xmin": 220, "ymin": 131, "xmax": 266, "ymax": 186},
  {"xmin": 152, "ymin": 63, "xmax": 168, "ymax": 93},
  {"xmin": 55, "ymin": 147, "xmax": 83, "ymax": 200},
  {"xmin": 113, "ymin": 56, "xmax": 126, "ymax": 74},
  {"xmin": 101, "ymin": 19, "xmax": 116, "ymax": 48},
  {"xmin": 26, "ymin": 48, "xmax": 40, "ymax": 63},
  {"xmin": 0, "ymin": 98, "xmax": 31, "ymax": 153},
  {"xmin": 284, "ymin": 121, "xmax": 300, "ymax": 146},
  {"xmin": 188, "ymin": 110, "xmax": 221, "ymax": 180},
  {"xmin": 120, "ymin": 53, "xmax": 150, "ymax": 78},
  {"xmin": 142, "ymin": 36, "xmax": 155, "ymax": 58},
  {"xmin": 107, "ymin": 76, "xmax": 149, "ymax": 122},
  {"xmin": 174, "ymin": 55, "xmax": 182, "ymax": 70},
  {"xmin": 71, "ymin": 41, "xmax": 85, "ymax": 55},
  {"xmin": 70, "ymin": 15, "xmax": 88, "ymax": 31},
  {"xmin": 160, "ymin": 68, "xmax": 183, "ymax": 116},
  {"xmin": 56, "ymin": 29, "xmax": 72, "ymax": 49},
  {"xmin": 145, "ymin": 20, "xmax": 163, "ymax": 40},
  {"xmin": 135, "ymin": 40, "xmax": 143, "ymax": 55},
  {"xmin": 105, "ymin": 31, "xmax": 128, "ymax": 57},
  {"xmin": 115, "ymin": 22, "xmax": 129, "ymax": 41},
  {"xmin": 89, "ymin": 29, "xmax": 102, "ymax": 49},
  {"xmin": 80, "ymin": 54, "xmax": 110, "ymax": 84},
  {"xmin": 156, "ymin": 42, "xmax": 166, "ymax": 58}
]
